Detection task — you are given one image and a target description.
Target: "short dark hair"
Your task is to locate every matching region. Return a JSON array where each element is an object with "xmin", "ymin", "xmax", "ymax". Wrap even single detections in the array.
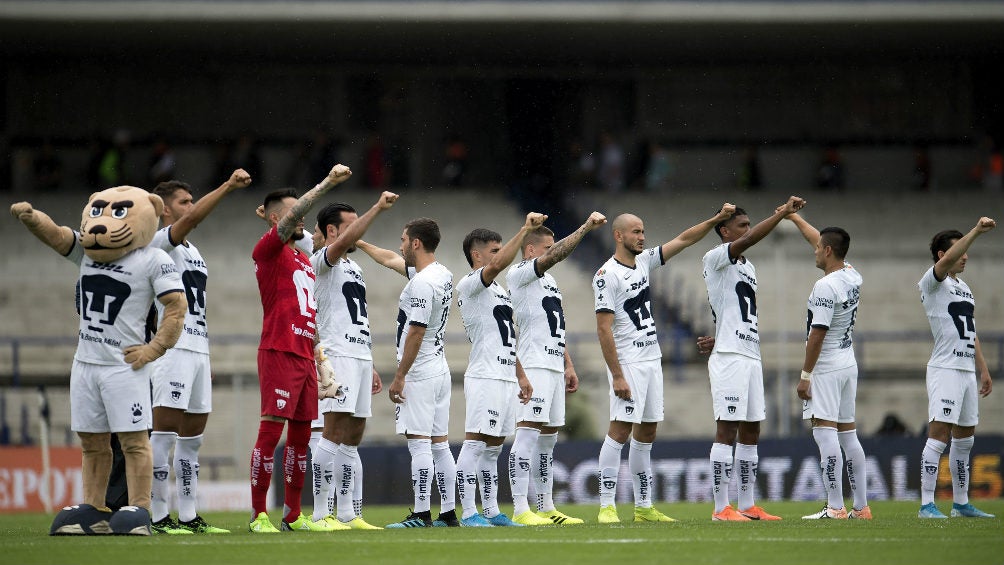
[
  {"xmin": 930, "ymin": 229, "xmax": 963, "ymax": 262},
  {"xmin": 263, "ymin": 188, "xmax": 298, "ymax": 217},
  {"xmin": 151, "ymin": 180, "xmax": 191, "ymax": 203},
  {"xmin": 462, "ymin": 228, "xmax": 502, "ymax": 267},
  {"xmin": 819, "ymin": 227, "xmax": 850, "ymax": 260},
  {"xmin": 316, "ymin": 202, "xmax": 356, "ymax": 234},
  {"xmin": 714, "ymin": 206, "xmax": 747, "ymax": 238},
  {"xmin": 404, "ymin": 217, "xmax": 441, "ymax": 252},
  {"xmin": 522, "ymin": 226, "xmax": 555, "ymax": 249}
]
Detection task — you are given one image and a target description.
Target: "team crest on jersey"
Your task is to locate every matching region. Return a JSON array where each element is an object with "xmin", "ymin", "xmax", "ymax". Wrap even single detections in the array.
[
  {"xmin": 533, "ymin": 406, "xmax": 542, "ymax": 416},
  {"xmin": 276, "ymin": 398, "xmax": 286, "ymax": 410},
  {"xmin": 595, "ymin": 278, "xmax": 606, "ymax": 289},
  {"xmin": 943, "ymin": 407, "xmax": 951, "ymax": 417},
  {"xmin": 171, "ymin": 390, "xmax": 182, "ymax": 402},
  {"xmin": 728, "ymin": 405, "xmax": 737, "ymax": 414},
  {"xmin": 624, "ymin": 406, "xmax": 634, "ymax": 416}
]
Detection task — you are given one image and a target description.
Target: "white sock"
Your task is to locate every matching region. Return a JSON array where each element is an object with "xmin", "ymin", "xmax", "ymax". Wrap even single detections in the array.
[
  {"xmin": 334, "ymin": 444, "xmax": 358, "ymax": 522},
  {"xmin": 838, "ymin": 430, "xmax": 868, "ymax": 510},
  {"xmin": 311, "ymin": 438, "xmax": 337, "ymax": 521},
  {"xmin": 734, "ymin": 442, "xmax": 758, "ymax": 512},
  {"xmin": 629, "ymin": 439, "xmax": 654, "ymax": 509},
  {"xmin": 598, "ymin": 435, "xmax": 624, "ymax": 507},
  {"xmin": 478, "ymin": 445, "xmax": 502, "ymax": 518},
  {"xmin": 408, "ymin": 439, "xmax": 434, "ymax": 513},
  {"xmin": 150, "ymin": 431, "xmax": 177, "ymax": 522},
  {"xmin": 509, "ymin": 427, "xmax": 539, "ymax": 516},
  {"xmin": 432, "ymin": 441, "xmax": 456, "ymax": 513},
  {"xmin": 308, "ymin": 430, "xmax": 321, "ymax": 455},
  {"xmin": 949, "ymin": 436, "xmax": 974, "ymax": 506},
  {"xmin": 534, "ymin": 432, "xmax": 558, "ymax": 512},
  {"xmin": 710, "ymin": 442, "xmax": 733, "ymax": 513},
  {"xmin": 352, "ymin": 455, "xmax": 363, "ymax": 517},
  {"xmin": 812, "ymin": 427, "xmax": 844, "ymax": 510},
  {"xmin": 174, "ymin": 435, "xmax": 202, "ymax": 523},
  {"xmin": 456, "ymin": 440, "xmax": 486, "ymax": 519},
  {"xmin": 921, "ymin": 438, "xmax": 947, "ymax": 506}
]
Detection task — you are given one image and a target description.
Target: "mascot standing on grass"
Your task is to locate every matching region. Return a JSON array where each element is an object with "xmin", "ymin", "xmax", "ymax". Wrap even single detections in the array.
[{"xmin": 11, "ymin": 186, "xmax": 187, "ymax": 535}]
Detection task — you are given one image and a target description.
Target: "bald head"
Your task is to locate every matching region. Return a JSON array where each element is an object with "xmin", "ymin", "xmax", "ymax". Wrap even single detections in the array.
[{"xmin": 612, "ymin": 213, "xmax": 642, "ymax": 234}]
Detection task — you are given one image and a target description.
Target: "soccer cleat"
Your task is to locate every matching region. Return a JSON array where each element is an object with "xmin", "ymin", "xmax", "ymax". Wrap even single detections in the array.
[
  {"xmin": 950, "ymin": 503, "xmax": 995, "ymax": 518},
  {"xmin": 151, "ymin": 516, "xmax": 194, "ymax": 535},
  {"xmin": 177, "ymin": 515, "xmax": 230, "ymax": 533},
  {"xmin": 918, "ymin": 503, "xmax": 948, "ymax": 519},
  {"xmin": 739, "ymin": 506, "xmax": 782, "ymax": 521},
  {"xmin": 712, "ymin": 505, "xmax": 752, "ymax": 522},
  {"xmin": 513, "ymin": 510, "xmax": 554, "ymax": 526},
  {"xmin": 460, "ymin": 513, "xmax": 494, "ymax": 527},
  {"xmin": 249, "ymin": 512, "xmax": 280, "ymax": 533},
  {"xmin": 487, "ymin": 512, "xmax": 524, "ymax": 527},
  {"xmin": 801, "ymin": 505, "xmax": 848, "ymax": 520},
  {"xmin": 634, "ymin": 506, "xmax": 677, "ymax": 522},
  {"xmin": 340, "ymin": 516, "xmax": 382, "ymax": 530},
  {"xmin": 848, "ymin": 506, "xmax": 873, "ymax": 520},
  {"xmin": 432, "ymin": 509, "xmax": 461, "ymax": 527},
  {"xmin": 281, "ymin": 513, "xmax": 341, "ymax": 531},
  {"xmin": 597, "ymin": 505, "xmax": 620, "ymax": 524},
  {"xmin": 385, "ymin": 511, "xmax": 433, "ymax": 528},
  {"xmin": 319, "ymin": 515, "xmax": 352, "ymax": 531},
  {"xmin": 537, "ymin": 509, "xmax": 585, "ymax": 525}
]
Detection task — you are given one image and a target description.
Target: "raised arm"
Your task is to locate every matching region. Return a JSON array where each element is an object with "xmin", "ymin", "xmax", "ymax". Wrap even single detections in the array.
[
  {"xmin": 661, "ymin": 203, "xmax": 736, "ymax": 261},
  {"xmin": 324, "ymin": 191, "xmax": 399, "ymax": 264},
  {"xmin": 482, "ymin": 212, "xmax": 547, "ymax": 284},
  {"xmin": 785, "ymin": 212, "xmax": 820, "ymax": 250},
  {"xmin": 536, "ymin": 211, "xmax": 607, "ymax": 273},
  {"xmin": 729, "ymin": 196, "xmax": 805, "ymax": 260},
  {"xmin": 356, "ymin": 239, "xmax": 407, "ymax": 276},
  {"xmin": 169, "ymin": 169, "xmax": 251, "ymax": 244},
  {"xmin": 933, "ymin": 217, "xmax": 996, "ymax": 280},
  {"xmin": 10, "ymin": 202, "xmax": 75, "ymax": 256},
  {"xmin": 277, "ymin": 164, "xmax": 352, "ymax": 242}
]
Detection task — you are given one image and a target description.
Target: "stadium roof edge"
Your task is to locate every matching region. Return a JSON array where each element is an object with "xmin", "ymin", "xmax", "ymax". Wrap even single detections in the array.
[{"xmin": 2, "ymin": 1, "xmax": 1003, "ymax": 23}]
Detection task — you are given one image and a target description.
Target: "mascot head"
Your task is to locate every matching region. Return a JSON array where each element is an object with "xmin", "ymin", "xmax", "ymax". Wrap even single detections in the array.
[{"xmin": 79, "ymin": 186, "xmax": 163, "ymax": 263}]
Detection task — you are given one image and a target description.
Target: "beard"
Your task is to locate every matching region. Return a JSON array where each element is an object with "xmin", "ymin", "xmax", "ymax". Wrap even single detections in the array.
[
  {"xmin": 627, "ymin": 245, "xmax": 642, "ymax": 256},
  {"xmin": 292, "ymin": 228, "xmax": 305, "ymax": 241}
]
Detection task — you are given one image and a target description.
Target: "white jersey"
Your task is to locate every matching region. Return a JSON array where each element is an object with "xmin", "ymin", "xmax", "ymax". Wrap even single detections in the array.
[
  {"xmin": 66, "ymin": 237, "xmax": 183, "ymax": 366},
  {"xmin": 806, "ymin": 263, "xmax": 862, "ymax": 373},
  {"xmin": 919, "ymin": 266, "xmax": 978, "ymax": 371},
  {"xmin": 396, "ymin": 262, "xmax": 453, "ymax": 381},
  {"xmin": 592, "ymin": 247, "xmax": 665, "ymax": 364},
  {"xmin": 703, "ymin": 243, "xmax": 761, "ymax": 360},
  {"xmin": 458, "ymin": 267, "xmax": 517, "ymax": 382},
  {"xmin": 311, "ymin": 250, "xmax": 372, "ymax": 360},
  {"xmin": 150, "ymin": 227, "xmax": 209, "ymax": 354},
  {"xmin": 507, "ymin": 258, "xmax": 566, "ymax": 372}
]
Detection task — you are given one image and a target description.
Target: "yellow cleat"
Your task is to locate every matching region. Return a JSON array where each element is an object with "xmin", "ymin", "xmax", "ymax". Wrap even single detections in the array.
[
  {"xmin": 249, "ymin": 512, "xmax": 280, "ymax": 533},
  {"xmin": 598, "ymin": 505, "xmax": 620, "ymax": 524},
  {"xmin": 340, "ymin": 516, "xmax": 382, "ymax": 530},
  {"xmin": 633, "ymin": 506, "xmax": 677, "ymax": 523},
  {"xmin": 513, "ymin": 510, "xmax": 554, "ymax": 526},
  {"xmin": 281, "ymin": 513, "xmax": 342, "ymax": 532},
  {"xmin": 537, "ymin": 509, "xmax": 585, "ymax": 525}
]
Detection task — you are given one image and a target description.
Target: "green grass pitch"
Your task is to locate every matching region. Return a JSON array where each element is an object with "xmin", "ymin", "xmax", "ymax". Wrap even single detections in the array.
[{"xmin": 1, "ymin": 501, "xmax": 1001, "ymax": 565}]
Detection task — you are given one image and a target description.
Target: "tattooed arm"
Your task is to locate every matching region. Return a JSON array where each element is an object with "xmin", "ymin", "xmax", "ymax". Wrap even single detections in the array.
[
  {"xmin": 277, "ymin": 164, "xmax": 353, "ymax": 242},
  {"xmin": 535, "ymin": 211, "xmax": 607, "ymax": 273}
]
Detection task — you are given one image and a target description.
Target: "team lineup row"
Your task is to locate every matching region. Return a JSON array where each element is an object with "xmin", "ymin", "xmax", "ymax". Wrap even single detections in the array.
[{"xmin": 13, "ymin": 164, "xmax": 996, "ymax": 535}]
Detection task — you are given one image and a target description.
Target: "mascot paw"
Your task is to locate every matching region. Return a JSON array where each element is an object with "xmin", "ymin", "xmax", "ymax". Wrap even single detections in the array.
[
  {"xmin": 50, "ymin": 504, "xmax": 114, "ymax": 535},
  {"xmin": 10, "ymin": 201, "xmax": 34, "ymax": 220},
  {"xmin": 109, "ymin": 506, "xmax": 151, "ymax": 535},
  {"xmin": 123, "ymin": 344, "xmax": 164, "ymax": 369}
]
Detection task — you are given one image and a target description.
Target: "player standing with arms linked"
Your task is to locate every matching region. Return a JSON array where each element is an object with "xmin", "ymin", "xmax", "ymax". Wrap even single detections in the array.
[
  {"xmin": 248, "ymin": 164, "xmax": 353, "ymax": 533},
  {"xmin": 917, "ymin": 217, "xmax": 996, "ymax": 519},
  {"xmin": 594, "ymin": 205, "xmax": 735, "ymax": 524}
]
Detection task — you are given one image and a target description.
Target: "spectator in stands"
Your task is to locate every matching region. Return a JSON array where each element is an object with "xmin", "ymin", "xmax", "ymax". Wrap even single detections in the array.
[
  {"xmin": 148, "ymin": 135, "xmax": 177, "ymax": 186},
  {"xmin": 816, "ymin": 145, "xmax": 845, "ymax": 190},
  {"xmin": 567, "ymin": 139, "xmax": 595, "ymax": 188},
  {"xmin": 644, "ymin": 141, "xmax": 672, "ymax": 192},
  {"xmin": 309, "ymin": 130, "xmax": 340, "ymax": 185},
  {"xmin": 737, "ymin": 145, "xmax": 762, "ymax": 191},
  {"xmin": 443, "ymin": 132, "xmax": 469, "ymax": 187},
  {"xmin": 364, "ymin": 133, "xmax": 391, "ymax": 188},
  {"xmin": 913, "ymin": 143, "xmax": 932, "ymax": 191},
  {"xmin": 33, "ymin": 140, "xmax": 63, "ymax": 191},
  {"xmin": 232, "ymin": 133, "xmax": 264, "ymax": 183},
  {"xmin": 597, "ymin": 132, "xmax": 624, "ymax": 193},
  {"xmin": 98, "ymin": 129, "xmax": 131, "ymax": 186},
  {"xmin": 984, "ymin": 139, "xmax": 1002, "ymax": 194}
]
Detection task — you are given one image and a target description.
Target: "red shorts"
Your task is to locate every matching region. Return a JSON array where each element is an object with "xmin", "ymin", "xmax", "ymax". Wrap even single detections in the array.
[{"xmin": 257, "ymin": 349, "xmax": 317, "ymax": 421}]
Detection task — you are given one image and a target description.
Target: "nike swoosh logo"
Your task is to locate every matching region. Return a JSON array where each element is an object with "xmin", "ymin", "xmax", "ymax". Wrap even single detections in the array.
[{"xmin": 132, "ymin": 417, "xmax": 142, "ymax": 423}]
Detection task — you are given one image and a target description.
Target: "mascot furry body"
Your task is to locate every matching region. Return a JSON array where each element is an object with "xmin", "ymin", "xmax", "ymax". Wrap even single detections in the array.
[{"xmin": 11, "ymin": 186, "xmax": 187, "ymax": 535}]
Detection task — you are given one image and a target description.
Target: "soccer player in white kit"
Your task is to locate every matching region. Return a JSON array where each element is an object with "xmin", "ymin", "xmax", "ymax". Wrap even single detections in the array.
[
  {"xmin": 148, "ymin": 169, "xmax": 251, "ymax": 534},
  {"xmin": 917, "ymin": 217, "xmax": 996, "ymax": 519},
  {"xmin": 357, "ymin": 218, "xmax": 457, "ymax": 528},
  {"xmin": 507, "ymin": 211, "xmax": 606, "ymax": 526},
  {"xmin": 699, "ymin": 197, "xmax": 803, "ymax": 522},
  {"xmin": 786, "ymin": 215, "xmax": 870, "ymax": 520},
  {"xmin": 594, "ymin": 206, "xmax": 735, "ymax": 524},
  {"xmin": 307, "ymin": 191, "xmax": 398, "ymax": 530},
  {"xmin": 454, "ymin": 213, "xmax": 545, "ymax": 527}
]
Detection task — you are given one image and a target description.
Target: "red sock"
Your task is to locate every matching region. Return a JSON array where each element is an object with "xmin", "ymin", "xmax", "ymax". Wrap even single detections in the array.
[
  {"xmin": 250, "ymin": 420, "xmax": 284, "ymax": 516},
  {"xmin": 283, "ymin": 420, "xmax": 311, "ymax": 523}
]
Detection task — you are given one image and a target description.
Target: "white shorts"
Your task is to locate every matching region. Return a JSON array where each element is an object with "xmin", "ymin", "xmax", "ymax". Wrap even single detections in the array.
[
  {"xmin": 395, "ymin": 371, "xmax": 451, "ymax": 437},
  {"xmin": 927, "ymin": 366, "xmax": 979, "ymax": 426},
  {"xmin": 311, "ymin": 356, "xmax": 374, "ymax": 427},
  {"xmin": 518, "ymin": 367, "xmax": 565, "ymax": 427},
  {"xmin": 151, "ymin": 348, "xmax": 212, "ymax": 414},
  {"xmin": 708, "ymin": 352, "xmax": 766, "ymax": 422},
  {"xmin": 801, "ymin": 364, "xmax": 857, "ymax": 423},
  {"xmin": 70, "ymin": 359, "xmax": 152, "ymax": 433},
  {"xmin": 608, "ymin": 359, "xmax": 663, "ymax": 424},
  {"xmin": 464, "ymin": 377, "xmax": 520, "ymax": 437}
]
